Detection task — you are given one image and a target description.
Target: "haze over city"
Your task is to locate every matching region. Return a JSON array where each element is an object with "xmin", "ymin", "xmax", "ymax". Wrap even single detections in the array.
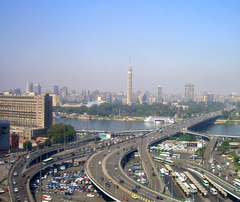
[{"xmin": 0, "ymin": 1, "xmax": 239, "ymax": 95}]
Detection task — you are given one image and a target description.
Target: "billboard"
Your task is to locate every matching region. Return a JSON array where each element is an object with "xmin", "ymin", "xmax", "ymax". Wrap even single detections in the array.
[{"xmin": 99, "ymin": 133, "xmax": 111, "ymax": 139}]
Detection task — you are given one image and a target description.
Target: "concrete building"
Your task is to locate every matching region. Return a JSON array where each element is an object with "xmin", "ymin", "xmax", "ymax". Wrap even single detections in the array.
[
  {"xmin": 26, "ymin": 82, "xmax": 33, "ymax": 93},
  {"xmin": 207, "ymin": 91, "xmax": 214, "ymax": 102},
  {"xmin": 184, "ymin": 83, "xmax": 194, "ymax": 102},
  {"xmin": 50, "ymin": 93, "xmax": 61, "ymax": 106},
  {"xmin": 127, "ymin": 59, "xmax": 132, "ymax": 106},
  {"xmin": 0, "ymin": 120, "xmax": 10, "ymax": 150},
  {"xmin": 33, "ymin": 83, "xmax": 41, "ymax": 95},
  {"xmin": 13, "ymin": 88, "xmax": 21, "ymax": 95},
  {"xmin": 53, "ymin": 85, "xmax": 59, "ymax": 94},
  {"xmin": 138, "ymin": 93, "xmax": 147, "ymax": 104},
  {"xmin": 157, "ymin": 85, "xmax": 162, "ymax": 103},
  {"xmin": 0, "ymin": 94, "xmax": 52, "ymax": 140}
]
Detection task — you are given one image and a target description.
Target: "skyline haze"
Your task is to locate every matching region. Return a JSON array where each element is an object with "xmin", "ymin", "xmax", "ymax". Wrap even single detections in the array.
[{"xmin": 0, "ymin": 1, "xmax": 239, "ymax": 96}]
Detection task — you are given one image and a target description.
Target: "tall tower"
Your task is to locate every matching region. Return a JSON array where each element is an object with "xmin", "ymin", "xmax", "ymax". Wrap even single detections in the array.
[
  {"xmin": 184, "ymin": 83, "xmax": 194, "ymax": 102},
  {"xmin": 157, "ymin": 85, "xmax": 162, "ymax": 103},
  {"xmin": 127, "ymin": 58, "xmax": 132, "ymax": 106}
]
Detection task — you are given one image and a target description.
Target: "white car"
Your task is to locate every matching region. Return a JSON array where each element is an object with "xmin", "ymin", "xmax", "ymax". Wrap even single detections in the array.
[
  {"xmin": 14, "ymin": 172, "xmax": 18, "ymax": 176},
  {"xmin": 98, "ymin": 161, "xmax": 101, "ymax": 165},
  {"xmin": 14, "ymin": 188, "xmax": 19, "ymax": 193},
  {"xmin": 87, "ymin": 194, "xmax": 95, "ymax": 197},
  {"xmin": 27, "ymin": 155, "xmax": 30, "ymax": 159}
]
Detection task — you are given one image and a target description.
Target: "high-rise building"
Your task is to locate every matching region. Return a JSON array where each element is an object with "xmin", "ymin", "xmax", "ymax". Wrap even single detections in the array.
[
  {"xmin": 0, "ymin": 94, "xmax": 52, "ymax": 139},
  {"xmin": 157, "ymin": 85, "xmax": 162, "ymax": 103},
  {"xmin": 184, "ymin": 83, "xmax": 194, "ymax": 102},
  {"xmin": 26, "ymin": 82, "xmax": 33, "ymax": 93},
  {"xmin": 53, "ymin": 85, "xmax": 59, "ymax": 94},
  {"xmin": 33, "ymin": 83, "xmax": 41, "ymax": 95},
  {"xmin": 207, "ymin": 91, "xmax": 214, "ymax": 102},
  {"xmin": 127, "ymin": 59, "xmax": 132, "ymax": 106},
  {"xmin": 13, "ymin": 88, "xmax": 21, "ymax": 95}
]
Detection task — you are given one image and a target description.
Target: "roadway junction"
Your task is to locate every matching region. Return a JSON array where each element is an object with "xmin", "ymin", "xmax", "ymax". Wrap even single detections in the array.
[{"xmin": 6, "ymin": 105, "xmax": 240, "ymax": 202}]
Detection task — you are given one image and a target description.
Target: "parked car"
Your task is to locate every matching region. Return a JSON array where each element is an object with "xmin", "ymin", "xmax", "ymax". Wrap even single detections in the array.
[{"xmin": 156, "ymin": 195, "xmax": 163, "ymax": 200}]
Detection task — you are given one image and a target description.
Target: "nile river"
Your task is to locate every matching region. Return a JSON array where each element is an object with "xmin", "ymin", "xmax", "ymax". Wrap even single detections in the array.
[{"xmin": 53, "ymin": 118, "xmax": 240, "ymax": 136}]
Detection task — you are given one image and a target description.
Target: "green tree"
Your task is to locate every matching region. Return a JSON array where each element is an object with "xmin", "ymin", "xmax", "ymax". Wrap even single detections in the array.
[
  {"xmin": 217, "ymin": 146, "xmax": 230, "ymax": 154},
  {"xmin": 47, "ymin": 124, "xmax": 76, "ymax": 143},
  {"xmin": 44, "ymin": 139, "xmax": 52, "ymax": 147},
  {"xmin": 23, "ymin": 141, "xmax": 32, "ymax": 150}
]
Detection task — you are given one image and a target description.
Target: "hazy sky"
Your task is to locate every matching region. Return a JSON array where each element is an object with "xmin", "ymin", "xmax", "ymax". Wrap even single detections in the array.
[{"xmin": 0, "ymin": 1, "xmax": 239, "ymax": 96}]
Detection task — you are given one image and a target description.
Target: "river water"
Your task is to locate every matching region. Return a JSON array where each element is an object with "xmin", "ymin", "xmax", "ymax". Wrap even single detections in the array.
[
  {"xmin": 53, "ymin": 118, "xmax": 168, "ymax": 131},
  {"xmin": 53, "ymin": 118, "xmax": 240, "ymax": 136}
]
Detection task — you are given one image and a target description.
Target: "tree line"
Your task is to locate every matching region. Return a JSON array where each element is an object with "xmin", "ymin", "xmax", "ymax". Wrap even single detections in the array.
[{"xmin": 54, "ymin": 102, "xmax": 225, "ymax": 118}]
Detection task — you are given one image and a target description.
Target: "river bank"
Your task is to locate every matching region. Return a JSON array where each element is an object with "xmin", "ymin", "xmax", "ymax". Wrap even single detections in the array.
[{"xmin": 215, "ymin": 119, "xmax": 240, "ymax": 124}]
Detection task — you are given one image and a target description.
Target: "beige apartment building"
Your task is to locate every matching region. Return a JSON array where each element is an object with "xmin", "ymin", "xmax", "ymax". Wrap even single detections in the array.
[{"xmin": 0, "ymin": 93, "xmax": 52, "ymax": 140}]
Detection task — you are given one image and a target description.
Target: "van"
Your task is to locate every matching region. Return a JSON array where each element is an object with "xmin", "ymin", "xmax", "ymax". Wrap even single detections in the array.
[
  {"xmin": 210, "ymin": 188, "xmax": 218, "ymax": 195},
  {"xmin": 202, "ymin": 180, "xmax": 209, "ymax": 188},
  {"xmin": 42, "ymin": 195, "xmax": 52, "ymax": 201}
]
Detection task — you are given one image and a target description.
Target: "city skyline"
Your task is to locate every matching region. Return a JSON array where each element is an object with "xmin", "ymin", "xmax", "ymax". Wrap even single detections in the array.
[{"xmin": 0, "ymin": 1, "xmax": 240, "ymax": 95}]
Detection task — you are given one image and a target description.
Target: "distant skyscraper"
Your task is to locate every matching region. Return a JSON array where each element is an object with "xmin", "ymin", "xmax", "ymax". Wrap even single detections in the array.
[
  {"xmin": 127, "ymin": 59, "xmax": 132, "ymax": 106},
  {"xmin": 207, "ymin": 91, "xmax": 214, "ymax": 102},
  {"xmin": 184, "ymin": 83, "xmax": 194, "ymax": 102},
  {"xmin": 61, "ymin": 86, "xmax": 68, "ymax": 95},
  {"xmin": 53, "ymin": 86, "xmax": 59, "ymax": 94},
  {"xmin": 26, "ymin": 82, "xmax": 33, "ymax": 93},
  {"xmin": 157, "ymin": 85, "xmax": 162, "ymax": 103},
  {"xmin": 13, "ymin": 88, "xmax": 21, "ymax": 95},
  {"xmin": 33, "ymin": 83, "xmax": 41, "ymax": 95}
]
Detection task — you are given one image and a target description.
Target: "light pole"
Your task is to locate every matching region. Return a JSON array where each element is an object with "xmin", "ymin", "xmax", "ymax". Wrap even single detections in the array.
[{"xmin": 64, "ymin": 118, "xmax": 66, "ymax": 155}]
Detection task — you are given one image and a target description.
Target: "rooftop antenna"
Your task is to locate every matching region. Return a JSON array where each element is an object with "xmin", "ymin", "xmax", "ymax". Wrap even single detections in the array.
[{"xmin": 129, "ymin": 57, "xmax": 131, "ymax": 66}]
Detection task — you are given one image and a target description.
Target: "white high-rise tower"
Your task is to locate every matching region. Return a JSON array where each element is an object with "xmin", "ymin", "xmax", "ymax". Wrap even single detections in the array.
[{"xmin": 127, "ymin": 58, "xmax": 132, "ymax": 106}]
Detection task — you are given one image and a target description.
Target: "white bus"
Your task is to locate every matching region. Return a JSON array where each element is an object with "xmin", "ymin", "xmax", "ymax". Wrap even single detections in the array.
[
  {"xmin": 183, "ymin": 182, "xmax": 191, "ymax": 190},
  {"xmin": 180, "ymin": 173, "xmax": 188, "ymax": 181},
  {"xmin": 176, "ymin": 172, "xmax": 186, "ymax": 182},
  {"xmin": 210, "ymin": 187, "xmax": 218, "ymax": 195},
  {"xmin": 42, "ymin": 158, "xmax": 53, "ymax": 165},
  {"xmin": 162, "ymin": 168, "xmax": 169, "ymax": 175},
  {"xmin": 233, "ymin": 179, "xmax": 240, "ymax": 188},
  {"xmin": 159, "ymin": 168, "xmax": 165, "ymax": 176},
  {"xmin": 216, "ymin": 165, "xmax": 222, "ymax": 172},
  {"xmin": 189, "ymin": 184, "xmax": 198, "ymax": 193},
  {"xmin": 164, "ymin": 159, "xmax": 174, "ymax": 166}
]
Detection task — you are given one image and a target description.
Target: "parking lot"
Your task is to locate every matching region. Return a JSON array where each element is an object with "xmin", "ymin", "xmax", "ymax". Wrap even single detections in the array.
[{"xmin": 32, "ymin": 161, "xmax": 112, "ymax": 202}]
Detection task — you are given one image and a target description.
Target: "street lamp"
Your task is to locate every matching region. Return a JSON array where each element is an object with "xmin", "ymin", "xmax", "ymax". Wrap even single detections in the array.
[{"xmin": 64, "ymin": 118, "xmax": 66, "ymax": 155}]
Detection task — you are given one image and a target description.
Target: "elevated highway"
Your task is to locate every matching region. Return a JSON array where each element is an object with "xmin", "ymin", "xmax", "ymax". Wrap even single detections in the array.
[
  {"xmin": 8, "ymin": 105, "xmax": 236, "ymax": 201},
  {"xmin": 87, "ymin": 106, "xmax": 238, "ymax": 202}
]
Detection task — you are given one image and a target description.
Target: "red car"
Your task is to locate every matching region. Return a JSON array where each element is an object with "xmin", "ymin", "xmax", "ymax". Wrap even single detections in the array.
[
  {"xmin": 86, "ymin": 189, "xmax": 93, "ymax": 192},
  {"xmin": 58, "ymin": 188, "xmax": 64, "ymax": 191},
  {"xmin": 123, "ymin": 196, "xmax": 129, "ymax": 201}
]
